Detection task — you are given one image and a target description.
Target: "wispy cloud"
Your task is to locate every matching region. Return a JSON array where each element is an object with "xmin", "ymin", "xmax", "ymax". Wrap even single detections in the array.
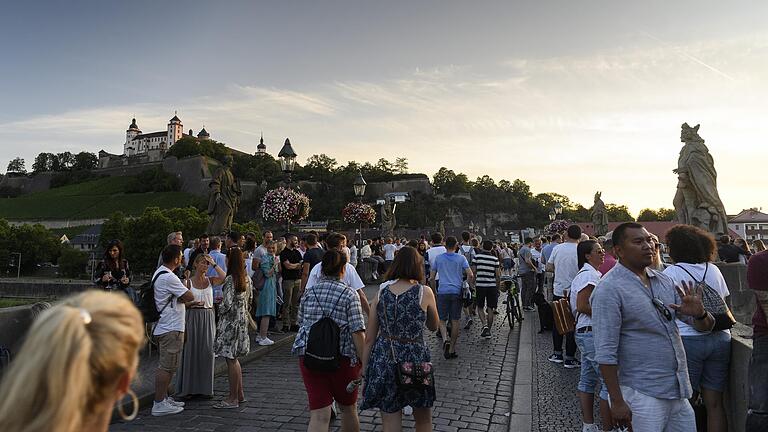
[{"xmin": 2, "ymin": 33, "xmax": 768, "ymax": 215}]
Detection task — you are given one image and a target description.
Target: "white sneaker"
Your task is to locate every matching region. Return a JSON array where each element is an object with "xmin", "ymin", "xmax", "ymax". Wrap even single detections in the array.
[
  {"xmin": 582, "ymin": 423, "xmax": 600, "ymax": 432},
  {"xmin": 166, "ymin": 396, "xmax": 185, "ymax": 407},
  {"xmin": 152, "ymin": 399, "xmax": 184, "ymax": 416},
  {"xmin": 258, "ymin": 337, "xmax": 275, "ymax": 346},
  {"xmin": 403, "ymin": 405, "xmax": 413, "ymax": 416},
  {"xmin": 255, "ymin": 335, "xmax": 264, "ymax": 342}
]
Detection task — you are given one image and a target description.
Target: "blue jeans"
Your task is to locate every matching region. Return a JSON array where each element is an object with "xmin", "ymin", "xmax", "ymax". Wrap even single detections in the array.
[
  {"xmin": 680, "ymin": 332, "xmax": 731, "ymax": 392},
  {"xmin": 575, "ymin": 331, "xmax": 608, "ymax": 400}
]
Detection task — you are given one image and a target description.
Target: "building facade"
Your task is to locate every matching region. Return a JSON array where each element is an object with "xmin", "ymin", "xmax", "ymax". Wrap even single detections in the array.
[
  {"xmin": 728, "ymin": 209, "xmax": 768, "ymax": 240},
  {"xmin": 123, "ymin": 114, "xmax": 210, "ymax": 156}
]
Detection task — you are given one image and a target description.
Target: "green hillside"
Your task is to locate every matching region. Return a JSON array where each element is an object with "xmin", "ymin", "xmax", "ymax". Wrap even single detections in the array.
[{"xmin": 0, "ymin": 176, "xmax": 204, "ymax": 220}]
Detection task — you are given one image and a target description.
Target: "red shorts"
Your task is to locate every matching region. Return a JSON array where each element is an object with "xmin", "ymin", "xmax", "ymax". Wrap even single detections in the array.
[{"xmin": 299, "ymin": 356, "xmax": 361, "ymax": 410}]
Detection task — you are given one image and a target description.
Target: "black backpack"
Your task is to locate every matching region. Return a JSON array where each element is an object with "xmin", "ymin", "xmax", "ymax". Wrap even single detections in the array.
[
  {"xmin": 137, "ymin": 270, "xmax": 171, "ymax": 323},
  {"xmin": 303, "ymin": 289, "xmax": 345, "ymax": 371}
]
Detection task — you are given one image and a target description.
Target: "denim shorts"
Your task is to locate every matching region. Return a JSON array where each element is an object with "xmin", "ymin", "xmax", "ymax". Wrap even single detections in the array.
[
  {"xmin": 681, "ymin": 331, "xmax": 731, "ymax": 392},
  {"xmin": 574, "ymin": 331, "xmax": 609, "ymax": 400},
  {"xmin": 437, "ymin": 294, "xmax": 462, "ymax": 321}
]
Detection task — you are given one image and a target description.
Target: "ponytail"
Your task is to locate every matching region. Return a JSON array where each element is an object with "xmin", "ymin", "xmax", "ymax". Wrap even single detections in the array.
[{"xmin": 0, "ymin": 291, "xmax": 143, "ymax": 432}]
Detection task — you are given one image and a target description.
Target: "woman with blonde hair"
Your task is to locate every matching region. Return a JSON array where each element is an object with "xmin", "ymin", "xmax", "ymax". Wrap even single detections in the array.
[
  {"xmin": 753, "ymin": 239, "xmax": 766, "ymax": 253},
  {"xmin": 0, "ymin": 290, "xmax": 144, "ymax": 432}
]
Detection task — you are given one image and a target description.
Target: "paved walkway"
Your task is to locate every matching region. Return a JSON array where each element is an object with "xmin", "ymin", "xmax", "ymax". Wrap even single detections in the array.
[
  {"xmin": 529, "ymin": 309, "xmax": 601, "ymax": 431},
  {"xmin": 112, "ymin": 295, "xmax": 521, "ymax": 432}
]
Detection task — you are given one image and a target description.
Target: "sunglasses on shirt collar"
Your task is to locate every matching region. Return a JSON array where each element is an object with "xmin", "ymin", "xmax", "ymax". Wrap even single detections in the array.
[{"xmin": 652, "ymin": 297, "xmax": 673, "ymax": 321}]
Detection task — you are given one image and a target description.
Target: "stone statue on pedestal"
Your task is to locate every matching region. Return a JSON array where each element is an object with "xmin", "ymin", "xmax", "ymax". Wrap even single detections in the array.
[
  {"xmin": 381, "ymin": 199, "xmax": 396, "ymax": 238},
  {"xmin": 206, "ymin": 155, "xmax": 242, "ymax": 235},
  {"xmin": 673, "ymin": 123, "xmax": 729, "ymax": 234},
  {"xmin": 591, "ymin": 191, "xmax": 609, "ymax": 236}
]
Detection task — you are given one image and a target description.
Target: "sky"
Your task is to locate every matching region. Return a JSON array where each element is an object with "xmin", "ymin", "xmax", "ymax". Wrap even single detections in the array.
[{"xmin": 1, "ymin": 0, "xmax": 767, "ymax": 216}]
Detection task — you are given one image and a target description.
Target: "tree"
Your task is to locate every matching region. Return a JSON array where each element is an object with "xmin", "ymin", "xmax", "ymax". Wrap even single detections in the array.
[
  {"xmin": 375, "ymin": 158, "xmax": 394, "ymax": 173},
  {"xmin": 432, "ymin": 167, "xmax": 470, "ymax": 196},
  {"xmin": 99, "ymin": 212, "xmax": 130, "ymax": 249},
  {"xmin": 394, "ymin": 157, "xmax": 409, "ymax": 175},
  {"xmin": 305, "ymin": 154, "xmax": 338, "ymax": 172},
  {"xmin": 6, "ymin": 157, "xmax": 25, "ymax": 174},
  {"xmin": 72, "ymin": 151, "xmax": 98, "ymax": 171},
  {"xmin": 56, "ymin": 152, "xmax": 75, "ymax": 170},
  {"xmin": 32, "ymin": 152, "xmax": 53, "ymax": 172},
  {"xmin": 58, "ymin": 248, "xmax": 88, "ymax": 278},
  {"xmin": 637, "ymin": 208, "xmax": 675, "ymax": 222},
  {"xmin": 605, "ymin": 204, "xmax": 634, "ymax": 222}
]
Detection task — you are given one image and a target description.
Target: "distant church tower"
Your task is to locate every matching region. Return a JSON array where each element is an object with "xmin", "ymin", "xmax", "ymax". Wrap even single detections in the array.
[
  {"xmin": 197, "ymin": 127, "xmax": 210, "ymax": 140},
  {"xmin": 167, "ymin": 113, "xmax": 183, "ymax": 147},
  {"xmin": 257, "ymin": 133, "xmax": 267, "ymax": 155},
  {"xmin": 124, "ymin": 118, "xmax": 141, "ymax": 156}
]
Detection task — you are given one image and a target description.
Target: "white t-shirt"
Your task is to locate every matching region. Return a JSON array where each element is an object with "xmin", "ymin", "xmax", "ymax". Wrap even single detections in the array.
[
  {"xmin": 349, "ymin": 245, "xmax": 358, "ymax": 266},
  {"xmin": 152, "ymin": 265, "xmax": 190, "ymax": 335},
  {"xmin": 183, "ymin": 247, "xmax": 193, "ymax": 267},
  {"xmin": 383, "ymin": 244, "xmax": 397, "ymax": 261},
  {"xmin": 428, "ymin": 245, "xmax": 447, "ymax": 280},
  {"xmin": 662, "ymin": 263, "xmax": 731, "ymax": 337},
  {"xmin": 569, "ymin": 263, "xmax": 601, "ymax": 330},
  {"xmin": 531, "ymin": 248, "xmax": 544, "ymax": 273},
  {"xmin": 306, "ymin": 262, "xmax": 365, "ymax": 291},
  {"xmin": 550, "ymin": 242, "xmax": 579, "ymax": 297}
]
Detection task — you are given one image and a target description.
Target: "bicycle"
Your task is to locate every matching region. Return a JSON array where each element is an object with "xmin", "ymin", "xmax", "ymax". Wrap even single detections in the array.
[{"xmin": 499, "ymin": 276, "xmax": 524, "ymax": 330}]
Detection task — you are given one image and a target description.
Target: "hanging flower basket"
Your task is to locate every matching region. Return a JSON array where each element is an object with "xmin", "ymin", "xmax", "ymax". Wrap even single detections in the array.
[
  {"xmin": 261, "ymin": 187, "xmax": 311, "ymax": 223},
  {"xmin": 545, "ymin": 219, "xmax": 571, "ymax": 234},
  {"xmin": 342, "ymin": 202, "xmax": 376, "ymax": 225}
]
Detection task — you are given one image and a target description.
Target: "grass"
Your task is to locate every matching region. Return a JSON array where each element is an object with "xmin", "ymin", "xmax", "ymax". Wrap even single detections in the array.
[
  {"xmin": 0, "ymin": 176, "xmax": 204, "ymax": 220},
  {"xmin": 0, "ymin": 298, "xmax": 39, "ymax": 308}
]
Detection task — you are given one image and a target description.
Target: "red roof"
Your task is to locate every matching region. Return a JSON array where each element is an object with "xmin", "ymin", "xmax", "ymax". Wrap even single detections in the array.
[{"xmin": 574, "ymin": 221, "xmax": 739, "ymax": 242}]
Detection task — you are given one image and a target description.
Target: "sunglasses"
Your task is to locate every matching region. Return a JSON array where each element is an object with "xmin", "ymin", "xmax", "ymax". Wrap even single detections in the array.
[{"xmin": 652, "ymin": 297, "xmax": 672, "ymax": 321}]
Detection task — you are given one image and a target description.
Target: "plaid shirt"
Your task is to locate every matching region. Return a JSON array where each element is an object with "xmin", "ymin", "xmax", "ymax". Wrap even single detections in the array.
[{"xmin": 292, "ymin": 277, "xmax": 366, "ymax": 364}]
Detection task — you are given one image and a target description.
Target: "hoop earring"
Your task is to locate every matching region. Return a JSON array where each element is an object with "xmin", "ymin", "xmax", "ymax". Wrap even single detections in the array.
[{"xmin": 117, "ymin": 389, "xmax": 139, "ymax": 421}]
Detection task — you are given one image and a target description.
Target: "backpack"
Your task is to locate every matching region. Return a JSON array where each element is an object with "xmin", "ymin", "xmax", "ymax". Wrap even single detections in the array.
[
  {"xmin": 459, "ymin": 244, "xmax": 474, "ymax": 266},
  {"xmin": 303, "ymin": 289, "xmax": 345, "ymax": 371},
  {"xmin": 674, "ymin": 264, "xmax": 736, "ymax": 331},
  {"xmin": 137, "ymin": 270, "xmax": 172, "ymax": 323}
]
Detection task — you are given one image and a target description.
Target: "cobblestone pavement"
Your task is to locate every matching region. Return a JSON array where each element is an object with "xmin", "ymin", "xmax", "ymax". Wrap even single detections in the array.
[
  {"xmin": 531, "ymin": 311, "xmax": 602, "ymax": 432},
  {"xmin": 112, "ymin": 296, "xmax": 520, "ymax": 432}
]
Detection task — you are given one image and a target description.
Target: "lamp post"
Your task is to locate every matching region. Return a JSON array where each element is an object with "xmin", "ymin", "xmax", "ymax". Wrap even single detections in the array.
[
  {"xmin": 10, "ymin": 252, "xmax": 21, "ymax": 278},
  {"xmin": 278, "ymin": 138, "xmax": 297, "ymax": 188},
  {"xmin": 353, "ymin": 171, "xmax": 367, "ymax": 246},
  {"xmin": 278, "ymin": 138, "xmax": 297, "ymax": 232}
]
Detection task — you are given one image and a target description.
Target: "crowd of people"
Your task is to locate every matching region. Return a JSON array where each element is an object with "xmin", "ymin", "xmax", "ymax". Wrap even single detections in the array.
[{"xmin": 3, "ymin": 221, "xmax": 768, "ymax": 432}]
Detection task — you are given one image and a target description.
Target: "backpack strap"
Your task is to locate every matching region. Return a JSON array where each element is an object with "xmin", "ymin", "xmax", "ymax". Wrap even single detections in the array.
[
  {"xmin": 311, "ymin": 283, "xmax": 346, "ymax": 318},
  {"xmin": 152, "ymin": 270, "xmax": 174, "ymax": 314},
  {"xmin": 673, "ymin": 264, "xmax": 704, "ymax": 284}
]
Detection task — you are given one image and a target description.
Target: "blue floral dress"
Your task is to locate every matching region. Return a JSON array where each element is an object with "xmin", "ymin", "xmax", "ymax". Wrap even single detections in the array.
[
  {"xmin": 255, "ymin": 254, "xmax": 277, "ymax": 318},
  {"xmin": 360, "ymin": 283, "xmax": 435, "ymax": 413}
]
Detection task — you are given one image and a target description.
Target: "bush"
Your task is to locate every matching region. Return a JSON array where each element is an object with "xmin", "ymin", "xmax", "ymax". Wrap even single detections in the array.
[
  {"xmin": 50, "ymin": 170, "xmax": 100, "ymax": 188},
  {"xmin": 125, "ymin": 167, "xmax": 181, "ymax": 193},
  {"xmin": 58, "ymin": 247, "xmax": 89, "ymax": 278}
]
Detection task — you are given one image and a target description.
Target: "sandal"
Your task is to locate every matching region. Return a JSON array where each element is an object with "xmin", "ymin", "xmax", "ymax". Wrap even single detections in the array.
[
  {"xmin": 213, "ymin": 400, "xmax": 239, "ymax": 409},
  {"xmin": 443, "ymin": 341, "xmax": 451, "ymax": 359}
]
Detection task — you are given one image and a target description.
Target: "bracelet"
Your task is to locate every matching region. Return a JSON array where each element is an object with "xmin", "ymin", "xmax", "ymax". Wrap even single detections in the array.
[{"xmin": 694, "ymin": 311, "xmax": 709, "ymax": 321}]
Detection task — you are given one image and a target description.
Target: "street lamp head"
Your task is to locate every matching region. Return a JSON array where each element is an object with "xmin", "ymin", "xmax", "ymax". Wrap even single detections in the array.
[
  {"xmin": 278, "ymin": 138, "xmax": 297, "ymax": 173},
  {"xmin": 553, "ymin": 201, "xmax": 563, "ymax": 215},
  {"xmin": 353, "ymin": 170, "xmax": 367, "ymax": 198}
]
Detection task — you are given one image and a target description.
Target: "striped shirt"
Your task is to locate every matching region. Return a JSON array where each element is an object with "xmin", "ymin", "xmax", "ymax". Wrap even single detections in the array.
[{"xmin": 472, "ymin": 252, "xmax": 499, "ymax": 288}]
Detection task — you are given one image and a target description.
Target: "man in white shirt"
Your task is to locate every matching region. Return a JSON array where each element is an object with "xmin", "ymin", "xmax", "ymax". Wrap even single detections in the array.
[
  {"xmin": 427, "ymin": 232, "xmax": 447, "ymax": 292},
  {"xmin": 546, "ymin": 225, "xmax": 581, "ymax": 368},
  {"xmin": 382, "ymin": 237, "xmax": 397, "ymax": 273},
  {"xmin": 305, "ymin": 232, "xmax": 370, "ymax": 315},
  {"xmin": 152, "ymin": 244, "xmax": 195, "ymax": 417}
]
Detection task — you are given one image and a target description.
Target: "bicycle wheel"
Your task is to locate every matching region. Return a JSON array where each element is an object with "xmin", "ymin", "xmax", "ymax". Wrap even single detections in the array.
[
  {"xmin": 513, "ymin": 293, "xmax": 524, "ymax": 323},
  {"xmin": 506, "ymin": 293, "xmax": 515, "ymax": 330}
]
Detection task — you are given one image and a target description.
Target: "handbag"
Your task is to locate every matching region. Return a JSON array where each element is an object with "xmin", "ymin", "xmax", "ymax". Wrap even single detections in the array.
[
  {"xmin": 551, "ymin": 298, "xmax": 575, "ymax": 335},
  {"xmin": 382, "ymin": 287, "xmax": 435, "ymax": 392},
  {"xmin": 674, "ymin": 264, "xmax": 736, "ymax": 331}
]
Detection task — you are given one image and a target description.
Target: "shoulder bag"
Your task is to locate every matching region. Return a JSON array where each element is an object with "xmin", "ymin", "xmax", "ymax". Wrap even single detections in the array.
[{"xmin": 383, "ymin": 287, "xmax": 435, "ymax": 392}]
